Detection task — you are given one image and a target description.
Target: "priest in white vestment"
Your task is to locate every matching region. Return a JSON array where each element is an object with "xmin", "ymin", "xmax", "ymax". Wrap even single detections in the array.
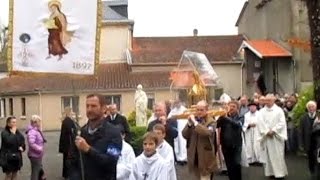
[
  {"xmin": 257, "ymin": 94, "xmax": 288, "ymax": 178},
  {"xmin": 167, "ymin": 100, "xmax": 188, "ymax": 163},
  {"xmin": 168, "ymin": 100, "xmax": 187, "ymax": 119},
  {"xmin": 153, "ymin": 124, "xmax": 177, "ymax": 180},
  {"xmin": 117, "ymin": 132, "xmax": 136, "ymax": 180},
  {"xmin": 129, "ymin": 132, "xmax": 168, "ymax": 180},
  {"xmin": 243, "ymin": 101, "xmax": 262, "ymax": 164}
]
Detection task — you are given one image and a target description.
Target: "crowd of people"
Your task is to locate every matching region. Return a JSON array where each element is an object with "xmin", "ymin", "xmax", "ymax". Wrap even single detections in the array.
[
  {"xmin": 0, "ymin": 115, "xmax": 46, "ymax": 180},
  {"xmin": 0, "ymin": 92, "xmax": 319, "ymax": 180}
]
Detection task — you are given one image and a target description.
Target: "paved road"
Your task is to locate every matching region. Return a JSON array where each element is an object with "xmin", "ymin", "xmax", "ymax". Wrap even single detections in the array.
[{"xmin": 0, "ymin": 132, "xmax": 311, "ymax": 180}]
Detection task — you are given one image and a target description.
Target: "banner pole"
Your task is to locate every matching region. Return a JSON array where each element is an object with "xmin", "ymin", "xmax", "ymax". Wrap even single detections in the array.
[{"xmin": 71, "ymin": 79, "xmax": 85, "ymax": 180}]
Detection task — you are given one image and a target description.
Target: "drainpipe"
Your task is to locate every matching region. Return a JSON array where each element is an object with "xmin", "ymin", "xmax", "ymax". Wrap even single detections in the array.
[
  {"xmin": 292, "ymin": 58, "xmax": 297, "ymax": 93},
  {"xmin": 34, "ymin": 88, "xmax": 43, "ymax": 130},
  {"xmin": 39, "ymin": 91, "xmax": 42, "ymax": 123},
  {"xmin": 241, "ymin": 60, "xmax": 245, "ymax": 95}
]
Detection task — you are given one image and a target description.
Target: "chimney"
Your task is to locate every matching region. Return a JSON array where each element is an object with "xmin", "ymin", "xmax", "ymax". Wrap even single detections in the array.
[{"xmin": 193, "ymin": 29, "xmax": 198, "ymax": 37}]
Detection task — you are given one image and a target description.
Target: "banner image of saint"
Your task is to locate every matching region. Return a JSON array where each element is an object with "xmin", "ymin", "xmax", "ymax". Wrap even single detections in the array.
[
  {"xmin": 45, "ymin": 1, "xmax": 69, "ymax": 60},
  {"xmin": 9, "ymin": 0, "xmax": 100, "ymax": 75}
]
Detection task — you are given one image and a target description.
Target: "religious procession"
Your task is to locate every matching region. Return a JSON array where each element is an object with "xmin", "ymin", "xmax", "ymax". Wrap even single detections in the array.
[{"xmin": 0, "ymin": 0, "xmax": 319, "ymax": 180}]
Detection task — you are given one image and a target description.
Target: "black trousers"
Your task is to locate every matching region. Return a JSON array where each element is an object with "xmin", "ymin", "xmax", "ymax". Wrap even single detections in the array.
[
  {"xmin": 308, "ymin": 149, "xmax": 316, "ymax": 174},
  {"xmin": 222, "ymin": 146, "xmax": 242, "ymax": 180},
  {"xmin": 62, "ymin": 153, "xmax": 70, "ymax": 178}
]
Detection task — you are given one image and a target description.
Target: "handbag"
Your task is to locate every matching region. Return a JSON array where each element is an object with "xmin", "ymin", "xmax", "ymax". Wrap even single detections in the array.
[
  {"xmin": 7, "ymin": 130, "xmax": 23, "ymax": 162},
  {"xmin": 6, "ymin": 152, "xmax": 20, "ymax": 161}
]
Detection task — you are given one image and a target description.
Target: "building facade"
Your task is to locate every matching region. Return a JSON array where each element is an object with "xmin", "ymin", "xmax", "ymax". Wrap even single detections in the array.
[
  {"xmin": 236, "ymin": 0, "xmax": 312, "ymax": 95},
  {"xmin": 0, "ymin": 0, "xmax": 247, "ymax": 130}
]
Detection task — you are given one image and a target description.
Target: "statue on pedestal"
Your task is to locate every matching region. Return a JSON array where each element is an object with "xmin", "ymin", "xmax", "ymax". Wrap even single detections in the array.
[{"xmin": 134, "ymin": 84, "xmax": 148, "ymax": 126}]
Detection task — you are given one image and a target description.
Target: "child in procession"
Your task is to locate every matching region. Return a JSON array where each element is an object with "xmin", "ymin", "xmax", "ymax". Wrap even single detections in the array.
[
  {"xmin": 129, "ymin": 132, "xmax": 168, "ymax": 180},
  {"xmin": 153, "ymin": 124, "xmax": 177, "ymax": 180},
  {"xmin": 117, "ymin": 128, "xmax": 136, "ymax": 180}
]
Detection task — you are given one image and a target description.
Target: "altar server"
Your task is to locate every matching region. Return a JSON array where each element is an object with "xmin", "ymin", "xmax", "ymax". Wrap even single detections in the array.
[
  {"xmin": 153, "ymin": 124, "xmax": 177, "ymax": 180},
  {"xmin": 243, "ymin": 101, "xmax": 262, "ymax": 164},
  {"xmin": 129, "ymin": 132, "xmax": 168, "ymax": 180},
  {"xmin": 117, "ymin": 129, "xmax": 135, "ymax": 180}
]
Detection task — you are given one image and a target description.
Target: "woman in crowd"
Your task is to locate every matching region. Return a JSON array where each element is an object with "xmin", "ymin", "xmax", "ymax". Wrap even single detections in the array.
[
  {"xmin": 59, "ymin": 107, "xmax": 78, "ymax": 179},
  {"xmin": 0, "ymin": 116, "xmax": 25, "ymax": 180},
  {"xmin": 26, "ymin": 115, "xmax": 46, "ymax": 180}
]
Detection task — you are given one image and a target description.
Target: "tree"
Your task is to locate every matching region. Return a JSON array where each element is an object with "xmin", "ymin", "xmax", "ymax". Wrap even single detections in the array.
[
  {"xmin": 306, "ymin": 0, "xmax": 320, "ymax": 107},
  {"xmin": 0, "ymin": 25, "xmax": 8, "ymax": 63}
]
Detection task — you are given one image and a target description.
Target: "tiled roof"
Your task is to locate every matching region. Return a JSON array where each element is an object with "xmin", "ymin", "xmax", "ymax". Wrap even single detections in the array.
[
  {"xmin": 241, "ymin": 40, "xmax": 292, "ymax": 58},
  {"xmin": 131, "ymin": 35, "xmax": 245, "ymax": 64},
  {"xmin": 0, "ymin": 63, "xmax": 170, "ymax": 94}
]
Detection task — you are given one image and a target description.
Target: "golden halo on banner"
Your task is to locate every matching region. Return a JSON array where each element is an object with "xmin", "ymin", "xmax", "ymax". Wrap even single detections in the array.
[{"xmin": 48, "ymin": 0, "xmax": 62, "ymax": 9}]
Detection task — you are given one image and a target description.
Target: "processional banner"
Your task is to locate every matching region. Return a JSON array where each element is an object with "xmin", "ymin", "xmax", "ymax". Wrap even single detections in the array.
[{"xmin": 8, "ymin": 0, "xmax": 101, "ymax": 75}]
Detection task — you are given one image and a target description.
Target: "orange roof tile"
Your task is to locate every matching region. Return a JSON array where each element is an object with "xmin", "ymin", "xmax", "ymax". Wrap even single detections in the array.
[
  {"xmin": 132, "ymin": 35, "xmax": 245, "ymax": 63},
  {"xmin": 0, "ymin": 63, "xmax": 171, "ymax": 94},
  {"xmin": 241, "ymin": 40, "xmax": 292, "ymax": 58}
]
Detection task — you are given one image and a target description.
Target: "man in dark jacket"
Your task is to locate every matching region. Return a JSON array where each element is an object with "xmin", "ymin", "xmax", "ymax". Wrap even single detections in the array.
[
  {"xmin": 217, "ymin": 100, "xmax": 244, "ymax": 180},
  {"xmin": 311, "ymin": 119, "xmax": 320, "ymax": 180},
  {"xmin": 147, "ymin": 102, "xmax": 178, "ymax": 149},
  {"xmin": 300, "ymin": 101, "xmax": 317, "ymax": 175},
  {"xmin": 105, "ymin": 104, "xmax": 131, "ymax": 143},
  {"xmin": 71, "ymin": 94, "xmax": 122, "ymax": 180}
]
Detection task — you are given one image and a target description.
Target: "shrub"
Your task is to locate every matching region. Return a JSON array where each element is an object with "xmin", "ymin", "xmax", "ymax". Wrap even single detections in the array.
[
  {"xmin": 127, "ymin": 109, "xmax": 152, "ymax": 155},
  {"xmin": 130, "ymin": 126, "xmax": 147, "ymax": 156},
  {"xmin": 127, "ymin": 111, "xmax": 136, "ymax": 127},
  {"xmin": 127, "ymin": 109, "xmax": 153, "ymax": 127},
  {"xmin": 292, "ymin": 85, "xmax": 314, "ymax": 127}
]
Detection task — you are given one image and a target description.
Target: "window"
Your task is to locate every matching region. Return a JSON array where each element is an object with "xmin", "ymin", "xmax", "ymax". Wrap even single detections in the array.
[
  {"xmin": 61, "ymin": 96, "xmax": 79, "ymax": 114},
  {"xmin": 254, "ymin": 60, "xmax": 261, "ymax": 68},
  {"xmin": 147, "ymin": 93, "xmax": 155, "ymax": 110},
  {"xmin": 21, "ymin": 98, "xmax": 26, "ymax": 116},
  {"xmin": 105, "ymin": 95, "xmax": 121, "ymax": 111},
  {"xmin": 9, "ymin": 98, "xmax": 13, "ymax": 116},
  {"xmin": 0, "ymin": 98, "xmax": 6, "ymax": 118},
  {"xmin": 214, "ymin": 88, "xmax": 224, "ymax": 100}
]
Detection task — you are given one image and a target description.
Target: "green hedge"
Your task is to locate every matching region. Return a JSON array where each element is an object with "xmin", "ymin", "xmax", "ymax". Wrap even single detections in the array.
[
  {"xmin": 130, "ymin": 126, "xmax": 147, "ymax": 156},
  {"xmin": 127, "ymin": 110, "xmax": 152, "ymax": 127},
  {"xmin": 292, "ymin": 85, "xmax": 314, "ymax": 127},
  {"xmin": 127, "ymin": 110, "xmax": 152, "ymax": 155}
]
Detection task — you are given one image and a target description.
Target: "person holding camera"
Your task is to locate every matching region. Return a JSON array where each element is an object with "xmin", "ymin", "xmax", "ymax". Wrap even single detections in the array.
[{"xmin": 147, "ymin": 102, "xmax": 178, "ymax": 150}]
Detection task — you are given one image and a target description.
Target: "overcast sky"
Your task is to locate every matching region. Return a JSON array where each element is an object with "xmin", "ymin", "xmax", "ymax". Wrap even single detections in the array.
[{"xmin": 0, "ymin": 0, "xmax": 246, "ymax": 36}]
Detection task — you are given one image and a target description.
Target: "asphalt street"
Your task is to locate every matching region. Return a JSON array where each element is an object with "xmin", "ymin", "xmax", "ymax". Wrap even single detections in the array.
[{"xmin": 0, "ymin": 131, "xmax": 311, "ymax": 180}]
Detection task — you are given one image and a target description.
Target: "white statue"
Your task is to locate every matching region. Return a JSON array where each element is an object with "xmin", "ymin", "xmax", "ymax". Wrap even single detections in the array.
[{"xmin": 134, "ymin": 84, "xmax": 148, "ymax": 126}]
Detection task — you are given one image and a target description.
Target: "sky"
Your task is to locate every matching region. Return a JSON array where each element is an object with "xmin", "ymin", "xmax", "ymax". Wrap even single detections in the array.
[{"xmin": 0, "ymin": 0, "xmax": 247, "ymax": 36}]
